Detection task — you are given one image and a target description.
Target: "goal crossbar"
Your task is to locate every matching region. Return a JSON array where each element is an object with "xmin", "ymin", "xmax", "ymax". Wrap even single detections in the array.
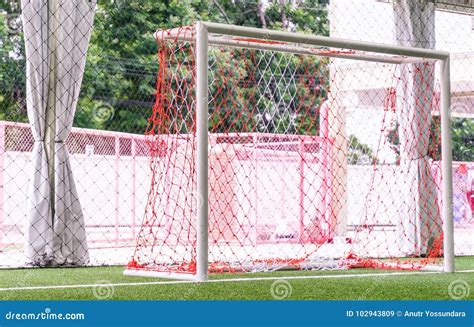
[{"xmin": 154, "ymin": 22, "xmax": 449, "ymax": 64}]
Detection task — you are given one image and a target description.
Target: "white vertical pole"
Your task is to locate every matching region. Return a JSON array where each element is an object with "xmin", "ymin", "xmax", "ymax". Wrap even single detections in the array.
[
  {"xmin": 253, "ymin": 134, "xmax": 258, "ymax": 244},
  {"xmin": 0, "ymin": 123, "xmax": 4, "ymax": 252},
  {"xmin": 441, "ymin": 57, "xmax": 454, "ymax": 273},
  {"xmin": 131, "ymin": 138, "xmax": 137, "ymax": 239},
  {"xmin": 196, "ymin": 22, "xmax": 209, "ymax": 282},
  {"xmin": 114, "ymin": 136, "xmax": 120, "ymax": 246}
]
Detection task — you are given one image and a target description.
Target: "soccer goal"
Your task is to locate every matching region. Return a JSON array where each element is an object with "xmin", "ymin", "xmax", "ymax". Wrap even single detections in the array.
[{"xmin": 124, "ymin": 22, "xmax": 454, "ymax": 281}]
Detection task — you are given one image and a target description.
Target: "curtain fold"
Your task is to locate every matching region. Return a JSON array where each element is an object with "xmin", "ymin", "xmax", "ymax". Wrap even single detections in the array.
[{"xmin": 21, "ymin": 0, "xmax": 96, "ymax": 266}]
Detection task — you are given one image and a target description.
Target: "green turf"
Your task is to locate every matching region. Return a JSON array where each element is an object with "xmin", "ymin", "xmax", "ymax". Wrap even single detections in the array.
[{"xmin": 0, "ymin": 257, "xmax": 472, "ymax": 300}]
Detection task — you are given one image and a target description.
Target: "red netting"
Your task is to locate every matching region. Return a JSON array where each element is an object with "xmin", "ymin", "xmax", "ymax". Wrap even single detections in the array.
[{"xmin": 128, "ymin": 25, "xmax": 446, "ymax": 275}]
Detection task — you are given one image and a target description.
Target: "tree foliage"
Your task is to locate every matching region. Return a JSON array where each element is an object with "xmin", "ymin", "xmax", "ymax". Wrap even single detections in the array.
[
  {"xmin": 0, "ymin": 0, "xmax": 331, "ymax": 134},
  {"xmin": 385, "ymin": 117, "xmax": 474, "ymax": 162},
  {"xmin": 452, "ymin": 118, "xmax": 474, "ymax": 162},
  {"xmin": 0, "ymin": 2, "xmax": 26, "ymax": 122}
]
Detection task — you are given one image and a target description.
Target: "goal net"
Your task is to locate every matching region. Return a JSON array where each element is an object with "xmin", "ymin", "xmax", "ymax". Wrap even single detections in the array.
[{"xmin": 125, "ymin": 23, "xmax": 453, "ymax": 280}]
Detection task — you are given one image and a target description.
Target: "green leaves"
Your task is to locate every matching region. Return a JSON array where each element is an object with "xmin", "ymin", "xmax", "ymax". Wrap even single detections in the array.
[
  {"xmin": 452, "ymin": 118, "xmax": 474, "ymax": 162},
  {"xmin": 386, "ymin": 116, "xmax": 474, "ymax": 163},
  {"xmin": 0, "ymin": 6, "xmax": 26, "ymax": 122}
]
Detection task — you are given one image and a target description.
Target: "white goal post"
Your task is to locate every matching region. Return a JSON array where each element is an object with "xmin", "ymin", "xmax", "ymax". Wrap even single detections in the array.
[{"xmin": 124, "ymin": 22, "xmax": 454, "ymax": 282}]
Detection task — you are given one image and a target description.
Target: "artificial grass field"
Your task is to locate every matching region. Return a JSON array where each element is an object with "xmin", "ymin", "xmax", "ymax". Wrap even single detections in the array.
[{"xmin": 0, "ymin": 257, "xmax": 472, "ymax": 300}]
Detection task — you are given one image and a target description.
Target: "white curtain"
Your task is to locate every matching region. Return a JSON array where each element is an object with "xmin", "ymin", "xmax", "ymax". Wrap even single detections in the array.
[
  {"xmin": 393, "ymin": 0, "xmax": 442, "ymax": 256},
  {"xmin": 21, "ymin": 0, "xmax": 96, "ymax": 266}
]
